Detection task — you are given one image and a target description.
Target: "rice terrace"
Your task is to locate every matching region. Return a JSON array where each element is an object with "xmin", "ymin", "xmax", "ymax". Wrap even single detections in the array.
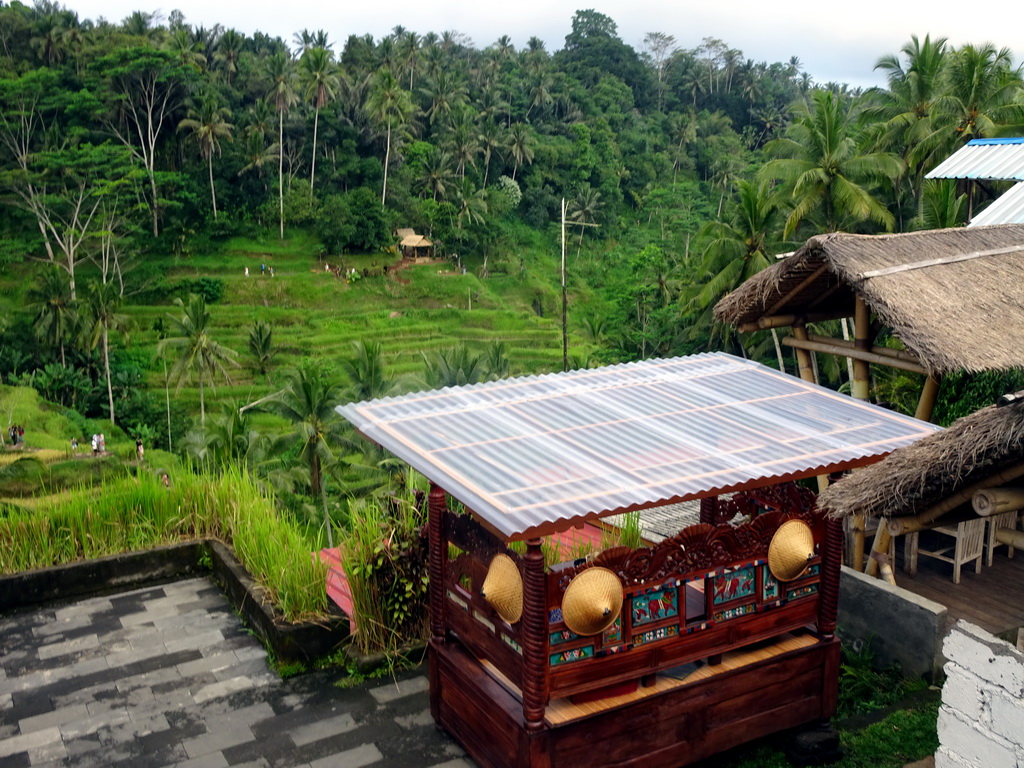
[{"xmin": 3, "ymin": 3, "xmax": 1024, "ymax": 767}]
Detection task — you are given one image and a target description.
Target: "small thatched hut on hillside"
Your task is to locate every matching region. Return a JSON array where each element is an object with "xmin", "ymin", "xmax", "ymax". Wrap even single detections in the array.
[
  {"xmin": 819, "ymin": 395, "xmax": 1024, "ymax": 583},
  {"xmin": 399, "ymin": 233, "xmax": 434, "ymax": 262},
  {"xmin": 714, "ymin": 223, "xmax": 1024, "ymax": 422}
]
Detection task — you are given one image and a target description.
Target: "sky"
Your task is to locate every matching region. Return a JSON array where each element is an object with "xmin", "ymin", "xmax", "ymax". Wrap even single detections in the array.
[{"xmin": 66, "ymin": 0, "xmax": 1024, "ymax": 90}]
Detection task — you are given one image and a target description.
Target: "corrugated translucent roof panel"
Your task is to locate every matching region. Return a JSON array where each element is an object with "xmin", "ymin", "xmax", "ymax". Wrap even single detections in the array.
[
  {"xmin": 926, "ymin": 137, "xmax": 1024, "ymax": 180},
  {"xmin": 969, "ymin": 182, "xmax": 1024, "ymax": 226},
  {"xmin": 338, "ymin": 353, "xmax": 940, "ymax": 541}
]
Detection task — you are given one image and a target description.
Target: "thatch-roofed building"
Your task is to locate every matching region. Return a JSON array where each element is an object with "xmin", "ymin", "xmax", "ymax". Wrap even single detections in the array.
[
  {"xmin": 399, "ymin": 233, "xmax": 433, "ymax": 262},
  {"xmin": 819, "ymin": 395, "xmax": 1024, "ymax": 585},
  {"xmin": 714, "ymin": 223, "xmax": 1024, "ymax": 423}
]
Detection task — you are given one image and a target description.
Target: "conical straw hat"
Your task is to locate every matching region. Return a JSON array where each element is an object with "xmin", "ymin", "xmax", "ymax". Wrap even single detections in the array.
[
  {"xmin": 561, "ymin": 567, "xmax": 623, "ymax": 636},
  {"xmin": 481, "ymin": 554, "xmax": 523, "ymax": 624},
  {"xmin": 768, "ymin": 519, "xmax": 815, "ymax": 582}
]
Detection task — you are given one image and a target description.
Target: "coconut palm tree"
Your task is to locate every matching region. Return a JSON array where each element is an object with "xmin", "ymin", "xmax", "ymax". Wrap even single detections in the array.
[
  {"xmin": 506, "ymin": 123, "xmax": 535, "ymax": 180},
  {"xmin": 178, "ymin": 97, "xmax": 234, "ymax": 219},
  {"xmin": 266, "ymin": 51, "xmax": 297, "ymax": 238},
  {"xmin": 421, "ymin": 345, "xmax": 488, "ymax": 388},
  {"xmin": 760, "ymin": 90, "xmax": 904, "ymax": 237},
  {"xmin": 299, "ymin": 46, "xmax": 340, "ymax": 199},
  {"xmin": 29, "ymin": 266, "xmax": 76, "ymax": 368},
  {"xmin": 214, "ymin": 28, "xmax": 243, "ymax": 84},
  {"xmin": 340, "ymin": 340, "xmax": 396, "ymax": 401},
  {"xmin": 81, "ymin": 280, "xmax": 131, "ymax": 425},
  {"xmin": 259, "ymin": 362, "xmax": 345, "ymax": 546},
  {"xmin": 366, "ymin": 69, "xmax": 414, "ymax": 207},
  {"xmin": 416, "ymin": 146, "xmax": 455, "ymax": 201},
  {"xmin": 158, "ymin": 293, "xmax": 239, "ymax": 427},
  {"xmin": 248, "ymin": 320, "xmax": 274, "ymax": 376}
]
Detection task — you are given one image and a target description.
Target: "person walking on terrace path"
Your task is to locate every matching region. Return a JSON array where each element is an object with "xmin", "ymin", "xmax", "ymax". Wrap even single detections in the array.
[{"xmin": 136, "ymin": 438, "xmax": 144, "ymax": 463}]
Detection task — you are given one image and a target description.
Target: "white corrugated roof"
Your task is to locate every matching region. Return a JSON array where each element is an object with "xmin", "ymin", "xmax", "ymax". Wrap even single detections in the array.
[
  {"xmin": 339, "ymin": 353, "xmax": 939, "ymax": 540},
  {"xmin": 969, "ymin": 182, "xmax": 1024, "ymax": 226},
  {"xmin": 927, "ymin": 138, "xmax": 1024, "ymax": 180}
]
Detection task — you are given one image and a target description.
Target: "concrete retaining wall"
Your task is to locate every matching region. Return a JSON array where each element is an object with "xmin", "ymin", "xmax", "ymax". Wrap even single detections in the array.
[
  {"xmin": 935, "ymin": 620, "xmax": 1024, "ymax": 768},
  {"xmin": 838, "ymin": 565, "xmax": 948, "ymax": 680}
]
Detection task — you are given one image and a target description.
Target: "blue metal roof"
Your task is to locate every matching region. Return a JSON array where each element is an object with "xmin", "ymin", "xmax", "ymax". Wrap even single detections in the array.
[
  {"xmin": 338, "ymin": 353, "xmax": 939, "ymax": 540},
  {"xmin": 927, "ymin": 137, "xmax": 1024, "ymax": 180}
]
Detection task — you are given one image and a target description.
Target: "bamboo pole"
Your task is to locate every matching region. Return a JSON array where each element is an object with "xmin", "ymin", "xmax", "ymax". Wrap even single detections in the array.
[
  {"xmin": 886, "ymin": 461, "xmax": 1024, "ymax": 536},
  {"xmin": 865, "ymin": 524, "xmax": 891, "ymax": 578},
  {"xmin": 850, "ymin": 514, "xmax": 866, "ymax": 572},
  {"xmin": 804, "ymin": 334, "xmax": 923, "ymax": 364},
  {"xmin": 790, "ymin": 326, "xmax": 816, "ymax": 384},
  {"xmin": 852, "ymin": 296, "xmax": 871, "ymax": 402},
  {"xmin": 736, "ymin": 310, "xmax": 851, "ymax": 333},
  {"xmin": 973, "ymin": 487, "xmax": 1024, "ymax": 516},
  {"xmin": 995, "ymin": 528, "xmax": 1024, "ymax": 549},
  {"xmin": 782, "ymin": 336, "xmax": 929, "ymax": 375},
  {"xmin": 914, "ymin": 375, "xmax": 941, "ymax": 422}
]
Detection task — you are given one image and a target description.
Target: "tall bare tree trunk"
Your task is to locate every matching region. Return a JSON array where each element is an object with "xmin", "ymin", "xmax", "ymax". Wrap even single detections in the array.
[
  {"xmin": 381, "ymin": 119, "xmax": 391, "ymax": 206},
  {"xmin": 278, "ymin": 110, "xmax": 284, "ymax": 239},
  {"xmin": 103, "ymin": 326, "xmax": 115, "ymax": 424},
  {"xmin": 309, "ymin": 107, "xmax": 319, "ymax": 199},
  {"xmin": 208, "ymin": 156, "xmax": 218, "ymax": 219}
]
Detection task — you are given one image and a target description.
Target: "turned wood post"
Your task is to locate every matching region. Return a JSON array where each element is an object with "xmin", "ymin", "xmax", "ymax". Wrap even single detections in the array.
[
  {"xmin": 699, "ymin": 496, "xmax": 718, "ymax": 525},
  {"xmin": 521, "ymin": 538, "xmax": 549, "ymax": 732},
  {"xmin": 428, "ymin": 483, "xmax": 447, "ymax": 645},
  {"xmin": 818, "ymin": 516, "xmax": 843, "ymax": 641}
]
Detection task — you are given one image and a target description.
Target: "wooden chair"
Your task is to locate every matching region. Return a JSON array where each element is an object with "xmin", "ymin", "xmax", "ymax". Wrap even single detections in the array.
[
  {"xmin": 909, "ymin": 517, "xmax": 986, "ymax": 584},
  {"xmin": 985, "ymin": 511, "xmax": 1019, "ymax": 566}
]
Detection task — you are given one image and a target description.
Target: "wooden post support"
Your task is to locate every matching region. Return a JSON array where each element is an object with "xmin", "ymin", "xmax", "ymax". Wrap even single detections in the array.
[
  {"xmin": 428, "ymin": 483, "xmax": 447, "ymax": 644},
  {"xmin": 852, "ymin": 297, "xmax": 871, "ymax": 402},
  {"xmin": 791, "ymin": 325, "xmax": 816, "ymax": 384},
  {"xmin": 521, "ymin": 538, "xmax": 549, "ymax": 732},
  {"xmin": 699, "ymin": 496, "xmax": 718, "ymax": 525},
  {"xmin": 850, "ymin": 514, "xmax": 866, "ymax": 572},
  {"xmin": 818, "ymin": 516, "xmax": 843, "ymax": 640},
  {"xmin": 914, "ymin": 375, "xmax": 941, "ymax": 422},
  {"xmin": 864, "ymin": 524, "xmax": 891, "ymax": 579}
]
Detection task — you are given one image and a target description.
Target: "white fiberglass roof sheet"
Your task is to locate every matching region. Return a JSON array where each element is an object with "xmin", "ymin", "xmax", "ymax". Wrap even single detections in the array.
[
  {"xmin": 969, "ymin": 182, "xmax": 1024, "ymax": 226},
  {"xmin": 926, "ymin": 138, "xmax": 1024, "ymax": 181},
  {"xmin": 337, "ymin": 353, "xmax": 940, "ymax": 540}
]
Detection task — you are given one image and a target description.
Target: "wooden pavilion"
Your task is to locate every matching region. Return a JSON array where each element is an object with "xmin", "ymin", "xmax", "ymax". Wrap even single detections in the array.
[
  {"xmin": 339, "ymin": 353, "xmax": 937, "ymax": 768},
  {"xmin": 399, "ymin": 233, "xmax": 434, "ymax": 262},
  {"xmin": 713, "ymin": 223, "xmax": 1024, "ymax": 423},
  {"xmin": 819, "ymin": 393, "xmax": 1024, "ymax": 594}
]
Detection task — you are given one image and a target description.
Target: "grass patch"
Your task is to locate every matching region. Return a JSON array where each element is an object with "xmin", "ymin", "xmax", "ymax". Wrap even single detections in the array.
[{"xmin": 0, "ymin": 465, "xmax": 327, "ymax": 623}]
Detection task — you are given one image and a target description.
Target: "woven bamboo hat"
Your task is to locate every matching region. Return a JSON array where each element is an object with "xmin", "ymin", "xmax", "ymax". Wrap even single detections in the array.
[
  {"xmin": 561, "ymin": 567, "xmax": 623, "ymax": 636},
  {"xmin": 481, "ymin": 554, "xmax": 523, "ymax": 624},
  {"xmin": 768, "ymin": 519, "xmax": 815, "ymax": 582}
]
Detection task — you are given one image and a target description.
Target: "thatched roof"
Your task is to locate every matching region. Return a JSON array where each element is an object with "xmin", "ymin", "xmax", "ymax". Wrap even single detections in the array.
[
  {"xmin": 400, "ymin": 234, "xmax": 432, "ymax": 248},
  {"xmin": 714, "ymin": 224, "xmax": 1024, "ymax": 374},
  {"xmin": 394, "ymin": 228, "xmax": 416, "ymax": 239},
  {"xmin": 819, "ymin": 396, "xmax": 1024, "ymax": 519}
]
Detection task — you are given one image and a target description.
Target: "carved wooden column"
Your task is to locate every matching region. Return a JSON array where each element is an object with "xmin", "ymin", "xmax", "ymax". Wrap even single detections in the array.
[
  {"xmin": 699, "ymin": 496, "xmax": 718, "ymax": 525},
  {"xmin": 817, "ymin": 515, "xmax": 843, "ymax": 641},
  {"xmin": 428, "ymin": 483, "xmax": 447, "ymax": 645},
  {"xmin": 521, "ymin": 538, "xmax": 549, "ymax": 732}
]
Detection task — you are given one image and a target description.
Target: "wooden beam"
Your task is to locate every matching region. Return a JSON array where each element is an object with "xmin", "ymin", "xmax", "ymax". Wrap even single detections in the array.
[
  {"xmin": 886, "ymin": 461, "xmax": 1024, "ymax": 535},
  {"xmin": 973, "ymin": 487, "xmax": 1024, "ymax": 517},
  {"xmin": 736, "ymin": 310, "xmax": 854, "ymax": 333},
  {"xmin": 782, "ymin": 336, "xmax": 929, "ymax": 375},
  {"xmin": 804, "ymin": 334, "xmax": 923, "ymax": 364},
  {"xmin": 914, "ymin": 375, "xmax": 941, "ymax": 422},
  {"xmin": 763, "ymin": 264, "xmax": 830, "ymax": 318}
]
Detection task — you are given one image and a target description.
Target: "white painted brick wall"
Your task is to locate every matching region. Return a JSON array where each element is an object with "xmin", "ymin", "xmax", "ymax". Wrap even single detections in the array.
[{"xmin": 938, "ymin": 620, "xmax": 1024, "ymax": 768}]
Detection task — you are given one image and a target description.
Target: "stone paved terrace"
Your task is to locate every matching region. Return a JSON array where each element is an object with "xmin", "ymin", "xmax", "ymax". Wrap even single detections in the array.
[{"xmin": 0, "ymin": 578, "xmax": 473, "ymax": 768}]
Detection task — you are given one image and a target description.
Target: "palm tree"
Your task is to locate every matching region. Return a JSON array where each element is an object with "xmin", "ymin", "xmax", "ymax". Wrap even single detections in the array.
[
  {"xmin": 422, "ymin": 70, "xmax": 468, "ymax": 127},
  {"xmin": 29, "ymin": 267, "xmax": 76, "ymax": 368},
  {"xmin": 421, "ymin": 345, "xmax": 488, "ymax": 388},
  {"xmin": 477, "ymin": 120, "xmax": 504, "ymax": 188},
  {"xmin": 259, "ymin": 362, "xmax": 345, "ymax": 546},
  {"xmin": 178, "ymin": 97, "xmax": 234, "ymax": 219},
  {"xmin": 214, "ymin": 28, "xmax": 243, "ymax": 84},
  {"xmin": 248, "ymin": 320, "xmax": 274, "ymax": 376},
  {"xmin": 299, "ymin": 46, "xmax": 340, "ymax": 199},
  {"xmin": 81, "ymin": 280, "xmax": 130, "ymax": 425},
  {"xmin": 506, "ymin": 123, "xmax": 535, "ymax": 180},
  {"xmin": 416, "ymin": 146, "xmax": 455, "ymax": 201},
  {"xmin": 158, "ymin": 294, "xmax": 239, "ymax": 427},
  {"xmin": 266, "ymin": 51, "xmax": 298, "ymax": 238},
  {"xmin": 366, "ymin": 69, "xmax": 414, "ymax": 207},
  {"xmin": 760, "ymin": 90, "xmax": 904, "ymax": 237},
  {"xmin": 339, "ymin": 340, "xmax": 396, "ymax": 401},
  {"xmin": 568, "ymin": 185, "xmax": 603, "ymax": 258},
  {"xmin": 398, "ymin": 31, "xmax": 420, "ymax": 91}
]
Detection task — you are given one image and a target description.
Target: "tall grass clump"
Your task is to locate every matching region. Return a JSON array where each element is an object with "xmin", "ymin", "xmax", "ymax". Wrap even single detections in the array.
[
  {"xmin": 0, "ymin": 466, "xmax": 327, "ymax": 623},
  {"xmin": 340, "ymin": 494, "xmax": 429, "ymax": 655}
]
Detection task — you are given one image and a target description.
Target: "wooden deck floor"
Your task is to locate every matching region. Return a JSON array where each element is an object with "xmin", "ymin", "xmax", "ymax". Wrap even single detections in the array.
[{"xmin": 891, "ymin": 533, "xmax": 1024, "ymax": 637}]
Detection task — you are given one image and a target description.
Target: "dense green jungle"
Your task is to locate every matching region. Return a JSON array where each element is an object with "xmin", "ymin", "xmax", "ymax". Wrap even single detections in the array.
[{"xmin": 3, "ymin": 0, "xmax": 1024, "ymax": 536}]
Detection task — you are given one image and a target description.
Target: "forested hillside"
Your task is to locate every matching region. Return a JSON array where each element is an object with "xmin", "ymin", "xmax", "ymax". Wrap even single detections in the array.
[{"xmin": 2, "ymin": 2, "xmax": 1024, "ymax": 515}]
